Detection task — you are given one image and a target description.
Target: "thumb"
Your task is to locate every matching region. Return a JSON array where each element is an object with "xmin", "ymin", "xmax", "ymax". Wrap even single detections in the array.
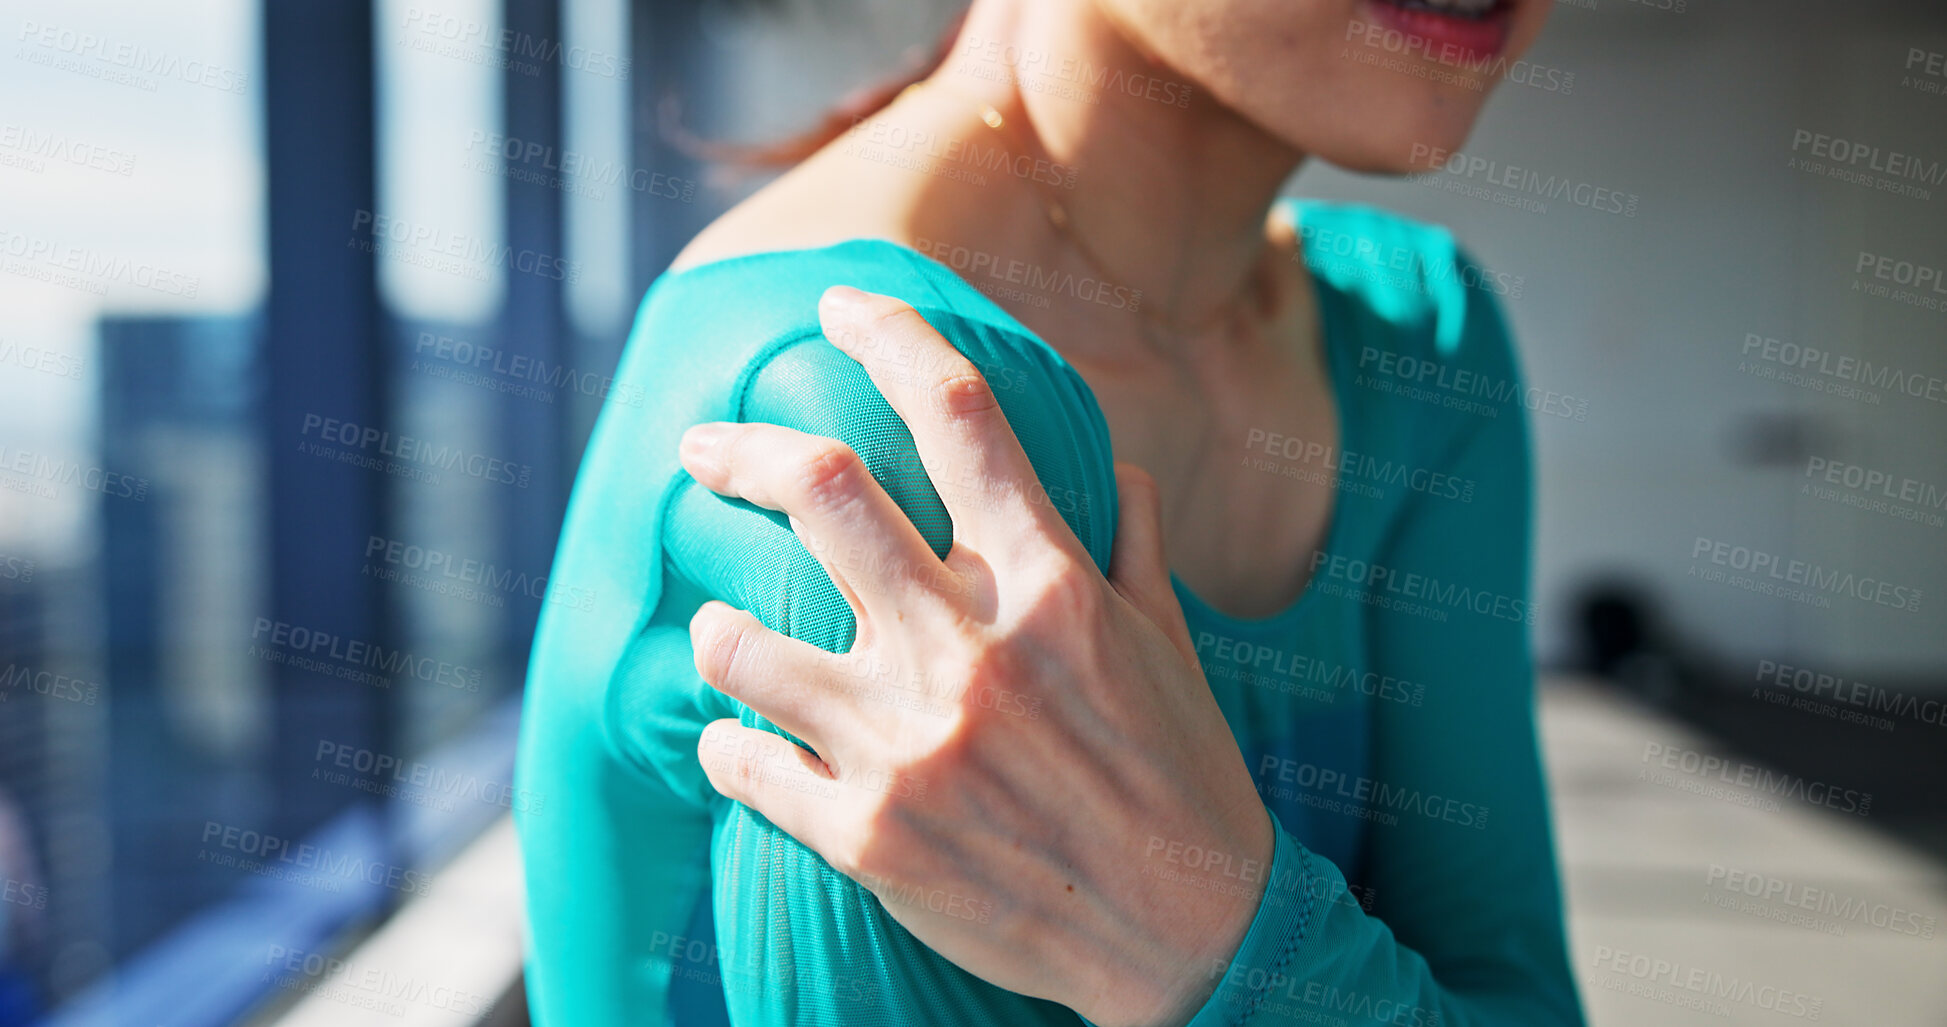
[{"xmin": 1106, "ymin": 462, "xmax": 1197, "ymax": 667}]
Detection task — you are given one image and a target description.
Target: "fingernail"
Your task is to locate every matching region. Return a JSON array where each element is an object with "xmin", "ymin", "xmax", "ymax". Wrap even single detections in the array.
[
  {"xmin": 680, "ymin": 422, "xmax": 731, "ymax": 464},
  {"xmin": 820, "ymin": 284, "xmax": 869, "ymax": 319}
]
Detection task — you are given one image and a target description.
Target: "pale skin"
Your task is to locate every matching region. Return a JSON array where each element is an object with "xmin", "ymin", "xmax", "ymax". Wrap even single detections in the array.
[{"xmin": 672, "ymin": 0, "xmax": 1554, "ymax": 1023}]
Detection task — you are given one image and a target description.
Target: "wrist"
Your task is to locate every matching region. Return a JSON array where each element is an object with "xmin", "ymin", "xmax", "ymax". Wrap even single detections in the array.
[{"xmin": 1081, "ymin": 805, "xmax": 1275, "ymax": 1027}]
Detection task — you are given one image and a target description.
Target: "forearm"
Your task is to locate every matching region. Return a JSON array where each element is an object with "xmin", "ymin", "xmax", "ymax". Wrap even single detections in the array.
[{"xmin": 1176, "ymin": 813, "xmax": 1582, "ymax": 1027}]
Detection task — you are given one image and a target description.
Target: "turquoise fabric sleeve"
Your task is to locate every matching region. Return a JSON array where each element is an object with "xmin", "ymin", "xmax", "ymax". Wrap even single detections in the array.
[
  {"xmin": 515, "ymin": 209, "xmax": 1583, "ymax": 1027},
  {"xmin": 659, "ymin": 306, "xmax": 1119, "ymax": 1027},
  {"xmin": 514, "ymin": 243, "xmax": 1119, "ymax": 1027}
]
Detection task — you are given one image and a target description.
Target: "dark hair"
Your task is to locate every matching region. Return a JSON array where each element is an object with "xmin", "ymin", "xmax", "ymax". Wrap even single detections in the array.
[{"xmin": 660, "ymin": 8, "xmax": 967, "ymax": 168}]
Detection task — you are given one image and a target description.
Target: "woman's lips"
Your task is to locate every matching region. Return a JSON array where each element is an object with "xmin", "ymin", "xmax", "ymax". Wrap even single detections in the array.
[{"xmin": 1362, "ymin": 0, "xmax": 1517, "ymax": 65}]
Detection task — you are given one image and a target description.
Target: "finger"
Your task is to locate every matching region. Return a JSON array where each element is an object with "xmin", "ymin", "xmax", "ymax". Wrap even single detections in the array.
[
  {"xmin": 816, "ymin": 286, "xmax": 1049, "ymax": 550},
  {"xmin": 680, "ymin": 420, "xmax": 951, "ymax": 612},
  {"xmin": 691, "ymin": 600, "xmax": 858, "ymax": 747},
  {"xmin": 789, "ymin": 513, "xmax": 871, "ymax": 636},
  {"xmin": 1105, "ymin": 462, "xmax": 1197, "ymax": 667},
  {"xmin": 697, "ymin": 719, "xmax": 847, "ymax": 849}
]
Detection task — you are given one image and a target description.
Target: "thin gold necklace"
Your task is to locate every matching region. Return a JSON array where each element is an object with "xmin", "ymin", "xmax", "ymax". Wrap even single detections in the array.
[{"xmin": 919, "ymin": 82, "xmax": 1264, "ymax": 344}]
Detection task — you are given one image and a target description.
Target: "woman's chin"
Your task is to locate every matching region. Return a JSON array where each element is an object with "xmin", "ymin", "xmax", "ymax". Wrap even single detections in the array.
[
  {"xmin": 1302, "ymin": 110, "xmax": 1486, "ymax": 177},
  {"xmin": 1312, "ymin": 136, "xmax": 1472, "ymax": 177}
]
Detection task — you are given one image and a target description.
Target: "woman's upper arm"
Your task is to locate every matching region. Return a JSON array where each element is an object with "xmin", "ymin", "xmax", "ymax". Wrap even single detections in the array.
[
  {"xmin": 1358, "ymin": 284, "xmax": 1584, "ymax": 1022},
  {"xmin": 660, "ymin": 310, "xmax": 1119, "ymax": 659},
  {"xmin": 607, "ymin": 310, "xmax": 1119, "ymax": 1027}
]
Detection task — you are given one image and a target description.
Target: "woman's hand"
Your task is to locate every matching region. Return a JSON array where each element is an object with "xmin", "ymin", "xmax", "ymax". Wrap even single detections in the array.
[{"xmin": 677, "ymin": 285, "xmax": 1273, "ymax": 1027}]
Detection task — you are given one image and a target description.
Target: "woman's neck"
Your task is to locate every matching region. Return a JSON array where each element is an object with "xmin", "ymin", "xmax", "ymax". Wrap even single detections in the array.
[{"xmin": 926, "ymin": 0, "xmax": 1307, "ymax": 337}]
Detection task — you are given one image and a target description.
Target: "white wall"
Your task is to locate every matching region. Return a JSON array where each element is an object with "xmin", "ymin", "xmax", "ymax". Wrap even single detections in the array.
[{"xmin": 1297, "ymin": 0, "xmax": 1947, "ymax": 675}]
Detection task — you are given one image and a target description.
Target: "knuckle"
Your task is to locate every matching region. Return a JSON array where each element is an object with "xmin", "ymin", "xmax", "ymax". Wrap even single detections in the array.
[
  {"xmin": 930, "ymin": 366, "xmax": 1000, "ymax": 419},
  {"xmin": 795, "ymin": 440, "xmax": 869, "ymax": 512},
  {"xmin": 732, "ymin": 748, "xmax": 763, "ymax": 787},
  {"xmin": 731, "ymin": 748, "xmax": 766, "ymax": 793},
  {"xmin": 1029, "ymin": 558, "xmax": 1101, "ymax": 622}
]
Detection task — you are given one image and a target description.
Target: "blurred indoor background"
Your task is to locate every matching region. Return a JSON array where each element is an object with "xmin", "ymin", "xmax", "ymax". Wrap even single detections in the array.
[{"xmin": 0, "ymin": 0, "xmax": 1942, "ymax": 1024}]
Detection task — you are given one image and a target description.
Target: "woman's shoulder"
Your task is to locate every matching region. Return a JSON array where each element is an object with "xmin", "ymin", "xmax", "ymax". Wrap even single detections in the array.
[
  {"xmin": 632, "ymin": 244, "xmax": 1120, "ymax": 594},
  {"xmin": 644, "ymin": 237, "xmax": 990, "ymax": 341},
  {"xmin": 611, "ymin": 235, "xmax": 1015, "ymax": 428},
  {"xmin": 619, "ymin": 232, "xmax": 1119, "ymax": 558},
  {"xmin": 637, "ymin": 230, "xmax": 1031, "ymax": 365},
  {"xmin": 1286, "ymin": 197, "xmax": 1523, "ymax": 386}
]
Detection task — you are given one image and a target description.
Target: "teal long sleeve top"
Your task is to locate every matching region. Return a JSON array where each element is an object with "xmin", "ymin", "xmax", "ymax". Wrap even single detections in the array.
[{"xmin": 514, "ymin": 199, "xmax": 1585, "ymax": 1027}]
